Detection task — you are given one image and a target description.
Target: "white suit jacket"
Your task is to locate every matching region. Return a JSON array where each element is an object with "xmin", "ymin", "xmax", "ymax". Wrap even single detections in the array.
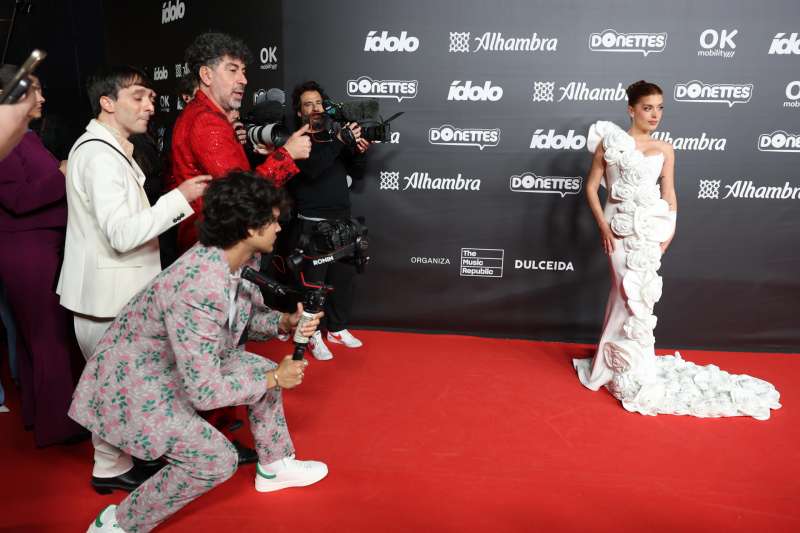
[{"xmin": 57, "ymin": 119, "xmax": 193, "ymax": 318}]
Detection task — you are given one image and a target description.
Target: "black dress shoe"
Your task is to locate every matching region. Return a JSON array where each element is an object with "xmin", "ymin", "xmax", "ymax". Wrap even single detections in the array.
[
  {"xmin": 91, "ymin": 465, "xmax": 151, "ymax": 495},
  {"xmin": 232, "ymin": 440, "xmax": 258, "ymax": 465}
]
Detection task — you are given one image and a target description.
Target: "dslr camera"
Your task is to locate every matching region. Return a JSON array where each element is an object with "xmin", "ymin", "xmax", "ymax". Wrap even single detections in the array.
[{"xmin": 307, "ymin": 98, "xmax": 402, "ymax": 146}]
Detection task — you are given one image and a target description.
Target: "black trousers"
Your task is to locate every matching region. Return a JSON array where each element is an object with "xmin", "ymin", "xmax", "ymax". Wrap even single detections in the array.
[{"xmin": 285, "ymin": 217, "xmax": 357, "ymax": 333}]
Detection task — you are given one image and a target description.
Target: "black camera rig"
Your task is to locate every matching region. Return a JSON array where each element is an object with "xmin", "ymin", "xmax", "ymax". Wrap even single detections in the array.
[{"xmin": 242, "ymin": 266, "xmax": 333, "ymax": 360}]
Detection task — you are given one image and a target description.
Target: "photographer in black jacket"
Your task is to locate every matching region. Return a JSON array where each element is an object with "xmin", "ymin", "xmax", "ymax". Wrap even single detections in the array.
[{"xmin": 286, "ymin": 80, "xmax": 370, "ymax": 360}]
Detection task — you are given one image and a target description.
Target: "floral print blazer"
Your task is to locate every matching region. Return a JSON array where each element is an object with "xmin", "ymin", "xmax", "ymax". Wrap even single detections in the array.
[{"xmin": 69, "ymin": 244, "xmax": 281, "ymax": 460}]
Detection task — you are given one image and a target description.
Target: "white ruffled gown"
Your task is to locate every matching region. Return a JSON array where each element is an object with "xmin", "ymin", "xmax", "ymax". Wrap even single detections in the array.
[{"xmin": 573, "ymin": 121, "xmax": 781, "ymax": 420}]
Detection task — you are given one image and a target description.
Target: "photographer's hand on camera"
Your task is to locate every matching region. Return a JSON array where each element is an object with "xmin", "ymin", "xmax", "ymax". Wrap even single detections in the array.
[
  {"xmin": 279, "ymin": 302, "xmax": 323, "ymax": 336},
  {"xmin": 270, "ymin": 355, "xmax": 308, "ymax": 390},
  {"xmin": 282, "ymin": 124, "xmax": 312, "ymax": 161}
]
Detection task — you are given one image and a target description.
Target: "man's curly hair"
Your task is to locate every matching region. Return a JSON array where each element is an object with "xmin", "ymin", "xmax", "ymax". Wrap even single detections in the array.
[
  {"xmin": 291, "ymin": 80, "xmax": 329, "ymax": 115},
  {"xmin": 185, "ymin": 32, "xmax": 253, "ymax": 81},
  {"xmin": 198, "ymin": 171, "xmax": 289, "ymax": 249}
]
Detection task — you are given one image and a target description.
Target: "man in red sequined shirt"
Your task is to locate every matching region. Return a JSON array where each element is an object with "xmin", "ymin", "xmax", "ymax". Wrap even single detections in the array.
[
  {"xmin": 170, "ymin": 32, "xmax": 310, "ymax": 253},
  {"xmin": 169, "ymin": 32, "xmax": 311, "ymax": 465}
]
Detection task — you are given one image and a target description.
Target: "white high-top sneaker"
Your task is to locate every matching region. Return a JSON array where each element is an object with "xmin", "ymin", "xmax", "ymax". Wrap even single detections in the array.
[
  {"xmin": 327, "ymin": 329, "xmax": 363, "ymax": 348},
  {"xmin": 255, "ymin": 454, "xmax": 328, "ymax": 492},
  {"xmin": 86, "ymin": 505, "xmax": 124, "ymax": 532},
  {"xmin": 308, "ymin": 330, "xmax": 333, "ymax": 360}
]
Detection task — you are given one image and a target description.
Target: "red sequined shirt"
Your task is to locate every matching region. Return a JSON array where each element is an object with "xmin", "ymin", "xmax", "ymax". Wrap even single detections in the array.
[{"xmin": 169, "ymin": 90, "xmax": 298, "ymax": 252}]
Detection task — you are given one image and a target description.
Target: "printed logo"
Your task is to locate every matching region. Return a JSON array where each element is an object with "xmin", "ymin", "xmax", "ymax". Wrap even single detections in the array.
[
  {"xmin": 513, "ymin": 259, "xmax": 575, "ymax": 272},
  {"xmin": 651, "ymin": 131, "xmax": 727, "ymax": 151},
  {"xmin": 529, "ymin": 129, "xmax": 586, "ymax": 150},
  {"xmin": 785, "ymin": 81, "xmax": 800, "ymax": 108},
  {"xmin": 447, "ymin": 80, "xmax": 504, "ymax": 102},
  {"xmin": 449, "ymin": 32, "xmax": 471, "ymax": 53},
  {"xmin": 159, "ymin": 95, "xmax": 170, "ymax": 113},
  {"xmin": 364, "ymin": 30, "xmax": 419, "ymax": 52},
  {"xmin": 410, "ymin": 256, "xmax": 451, "ymax": 265},
  {"xmin": 509, "ymin": 173, "xmax": 583, "ymax": 197},
  {"xmin": 259, "ymin": 46, "xmax": 278, "ymax": 71},
  {"xmin": 379, "ymin": 171, "xmax": 400, "ymax": 190},
  {"xmin": 174, "ymin": 62, "xmax": 189, "ymax": 78},
  {"xmin": 531, "ymin": 81, "xmax": 555, "ymax": 102},
  {"xmin": 698, "ymin": 178, "xmax": 800, "ymax": 199},
  {"xmin": 698, "ymin": 29, "xmax": 737, "ymax": 59},
  {"xmin": 589, "ymin": 29, "xmax": 667, "ymax": 56},
  {"xmin": 698, "ymin": 179, "xmax": 721, "ymax": 199},
  {"xmin": 769, "ymin": 32, "xmax": 800, "ymax": 55},
  {"xmin": 346, "ymin": 76, "xmax": 418, "ymax": 102},
  {"xmin": 161, "ymin": 0, "xmax": 185, "ymax": 24},
  {"xmin": 532, "ymin": 81, "xmax": 626, "ymax": 103},
  {"xmin": 673, "ymin": 80, "xmax": 753, "ymax": 107},
  {"xmin": 428, "ymin": 124, "xmax": 501, "ymax": 150},
  {"xmin": 153, "ymin": 66, "xmax": 168, "ymax": 81},
  {"xmin": 757, "ymin": 131, "xmax": 800, "ymax": 153},
  {"xmin": 460, "ymin": 248, "xmax": 504, "ymax": 278},
  {"xmin": 379, "ymin": 170, "xmax": 481, "ymax": 192},
  {"xmin": 449, "ymin": 31, "xmax": 557, "ymax": 52}
]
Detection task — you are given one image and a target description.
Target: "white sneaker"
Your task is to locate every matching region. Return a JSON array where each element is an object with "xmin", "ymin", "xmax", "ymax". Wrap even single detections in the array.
[
  {"xmin": 87, "ymin": 505, "xmax": 124, "ymax": 532},
  {"xmin": 308, "ymin": 330, "xmax": 333, "ymax": 361},
  {"xmin": 254, "ymin": 454, "xmax": 328, "ymax": 493},
  {"xmin": 327, "ymin": 329, "xmax": 363, "ymax": 348}
]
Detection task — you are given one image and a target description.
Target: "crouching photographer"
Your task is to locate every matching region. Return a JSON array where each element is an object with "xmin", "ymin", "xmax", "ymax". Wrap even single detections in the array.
[{"xmin": 284, "ymin": 80, "xmax": 372, "ymax": 361}]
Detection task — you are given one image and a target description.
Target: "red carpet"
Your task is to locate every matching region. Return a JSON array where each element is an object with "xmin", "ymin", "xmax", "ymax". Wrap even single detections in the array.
[{"xmin": 1, "ymin": 331, "xmax": 798, "ymax": 532}]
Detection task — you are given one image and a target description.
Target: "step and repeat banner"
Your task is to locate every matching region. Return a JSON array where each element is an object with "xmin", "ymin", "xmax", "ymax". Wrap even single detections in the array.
[{"xmin": 105, "ymin": 0, "xmax": 799, "ymax": 351}]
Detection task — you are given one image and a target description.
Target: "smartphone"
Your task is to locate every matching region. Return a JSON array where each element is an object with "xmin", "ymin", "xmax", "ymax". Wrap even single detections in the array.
[{"xmin": 0, "ymin": 49, "xmax": 47, "ymax": 105}]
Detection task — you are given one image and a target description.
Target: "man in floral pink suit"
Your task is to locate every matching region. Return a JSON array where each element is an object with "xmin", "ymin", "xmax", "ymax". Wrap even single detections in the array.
[{"xmin": 71, "ymin": 172, "xmax": 328, "ymax": 533}]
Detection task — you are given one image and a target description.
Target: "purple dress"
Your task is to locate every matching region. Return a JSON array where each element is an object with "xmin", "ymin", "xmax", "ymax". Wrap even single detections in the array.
[{"xmin": 0, "ymin": 130, "xmax": 83, "ymax": 446}]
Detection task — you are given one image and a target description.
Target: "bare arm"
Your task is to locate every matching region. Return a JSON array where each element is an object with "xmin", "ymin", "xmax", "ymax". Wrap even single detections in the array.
[
  {"xmin": 659, "ymin": 143, "xmax": 677, "ymax": 253},
  {"xmin": 659, "ymin": 143, "xmax": 677, "ymax": 212},
  {"xmin": 585, "ymin": 145, "xmax": 616, "ymax": 254}
]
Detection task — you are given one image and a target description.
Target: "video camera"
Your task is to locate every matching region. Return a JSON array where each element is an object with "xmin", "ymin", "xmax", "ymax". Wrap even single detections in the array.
[
  {"xmin": 242, "ymin": 266, "xmax": 333, "ymax": 360},
  {"xmin": 287, "ymin": 217, "xmax": 370, "ymax": 275},
  {"xmin": 308, "ymin": 98, "xmax": 402, "ymax": 146}
]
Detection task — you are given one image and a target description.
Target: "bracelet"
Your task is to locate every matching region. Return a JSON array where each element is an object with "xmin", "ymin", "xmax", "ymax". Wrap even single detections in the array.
[{"xmin": 273, "ymin": 369, "xmax": 281, "ymax": 389}]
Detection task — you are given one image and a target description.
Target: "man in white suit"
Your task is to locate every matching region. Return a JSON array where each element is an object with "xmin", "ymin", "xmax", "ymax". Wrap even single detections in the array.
[{"xmin": 57, "ymin": 66, "xmax": 209, "ymax": 493}]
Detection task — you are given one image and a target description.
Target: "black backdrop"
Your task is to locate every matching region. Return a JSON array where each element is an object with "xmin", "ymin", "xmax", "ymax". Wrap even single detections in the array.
[{"xmin": 89, "ymin": 0, "xmax": 800, "ymax": 352}]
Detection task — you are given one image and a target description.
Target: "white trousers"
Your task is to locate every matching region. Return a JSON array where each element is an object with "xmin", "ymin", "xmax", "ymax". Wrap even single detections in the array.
[{"xmin": 74, "ymin": 314, "xmax": 134, "ymax": 478}]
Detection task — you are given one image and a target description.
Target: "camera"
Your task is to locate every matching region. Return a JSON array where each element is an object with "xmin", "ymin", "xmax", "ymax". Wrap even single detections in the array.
[
  {"xmin": 307, "ymin": 98, "xmax": 402, "ymax": 146},
  {"xmin": 244, "ymin": 100, "xmax": 290, "ymax": 149},
  {"xmin": 288, "ymin": 217, "xmax": 370, "ymax": 274},
  {"xmin": 241, "ymin": 266, "xmax": 333, "ymax": 360},
  {"xmin": 245, "ymin": 121, "xmax": 290, "ymax": 150}
]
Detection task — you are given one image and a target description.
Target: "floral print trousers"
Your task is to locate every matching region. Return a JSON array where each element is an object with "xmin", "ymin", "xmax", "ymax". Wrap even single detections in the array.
[{"xmin": 115, "ymin": 385, "xmax": 294, "ymax": 532}]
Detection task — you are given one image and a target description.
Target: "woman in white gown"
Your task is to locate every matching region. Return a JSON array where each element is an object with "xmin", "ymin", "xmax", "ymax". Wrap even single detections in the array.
[{"xmin": 573, "ymin": 81, "xmax": 781, "ymax": 420}]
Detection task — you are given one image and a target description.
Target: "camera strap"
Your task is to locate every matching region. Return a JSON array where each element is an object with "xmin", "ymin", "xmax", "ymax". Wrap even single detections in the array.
[{"xmin": 73, "ymin": 138, "xmax": 135, "ymax": 169}]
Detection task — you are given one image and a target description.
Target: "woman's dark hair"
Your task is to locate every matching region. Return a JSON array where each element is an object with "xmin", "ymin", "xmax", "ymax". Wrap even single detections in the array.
[
  {"xmin": 185, "ymin": 32, "xmax": 253, "ymax": 82},
  {"xmin": 198, "ymin": 171, "xmax": 289, "ymax": 248},
  {"xmin": 626, "ymin": 80, "xmax": 663, "ymax": 106},
  {"xmin": 291, "ymin": 80, "xmax": 329, "ymax": 114},
  {"xmin": 87, "ymin": 65, "xmax": 153, "ymax": 118}
]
